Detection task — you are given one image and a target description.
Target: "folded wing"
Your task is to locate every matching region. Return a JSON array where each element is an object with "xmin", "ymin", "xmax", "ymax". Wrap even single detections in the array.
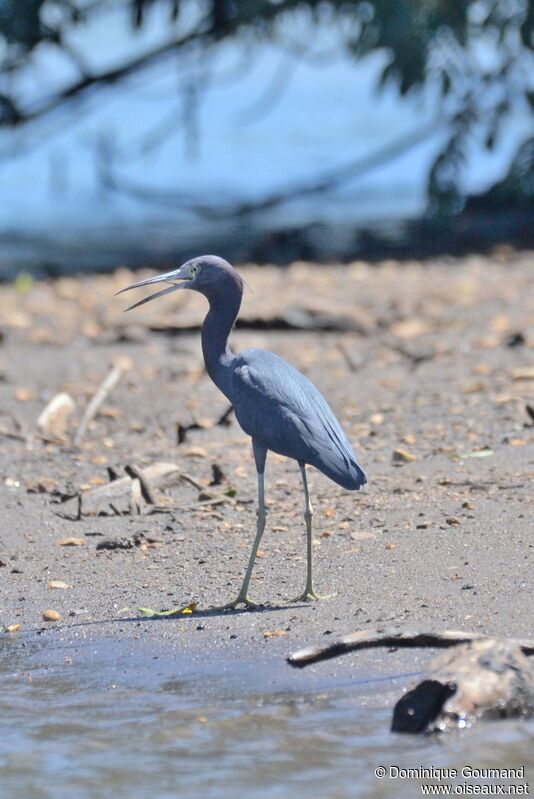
[{"xmin": 232, "ymin": 349, "xmax": 366, "ymax": 490}]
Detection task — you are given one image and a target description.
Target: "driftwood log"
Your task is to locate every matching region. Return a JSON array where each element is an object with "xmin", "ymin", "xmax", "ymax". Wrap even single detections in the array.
[
  {"xmin": 78, "ymin": 461, "xmax": 180, "ymax": 517},
  {"xmin": 288, "ymin": 628, "xmax": 534, "ymax": 734},
  {"xmin": 392, "ymin": 639, "xmax": 534, "ymax": 733},
  {"xmin": 57, "ymin": 460, "xmax": 246, "ymax": 518}
]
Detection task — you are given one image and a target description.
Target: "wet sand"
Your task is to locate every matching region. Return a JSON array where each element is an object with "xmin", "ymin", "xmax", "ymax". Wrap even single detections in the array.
[{"xmin": 1, "ymin": 252, "xmax": 533, "ymax": 675}]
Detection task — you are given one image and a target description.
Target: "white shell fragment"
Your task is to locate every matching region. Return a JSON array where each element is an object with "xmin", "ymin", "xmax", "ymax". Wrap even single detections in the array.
[{"xmin": 37, "ymin": 392, "xmax": 76, "ymax": 438}]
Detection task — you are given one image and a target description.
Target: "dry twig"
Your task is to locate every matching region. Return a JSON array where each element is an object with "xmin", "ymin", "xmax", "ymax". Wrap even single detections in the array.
[{"xmin": 74, "ymin": 356, "xmax": 132, "ymax": 445}]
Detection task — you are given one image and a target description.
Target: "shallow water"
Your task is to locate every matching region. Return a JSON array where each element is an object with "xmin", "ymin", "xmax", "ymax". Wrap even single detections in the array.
[{"xmin": 1, "ymin": 635, "xmax": 533, "ymax": 799}]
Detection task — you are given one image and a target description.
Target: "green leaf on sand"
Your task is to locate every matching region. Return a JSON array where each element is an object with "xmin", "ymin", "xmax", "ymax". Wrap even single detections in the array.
[
  {"xmin": 137, "ymin": 602, "xmax": 197, "ymax": 619},
  {"xmin": 460, "ymin": 448, "xmax": 494, "ymax": 458}
]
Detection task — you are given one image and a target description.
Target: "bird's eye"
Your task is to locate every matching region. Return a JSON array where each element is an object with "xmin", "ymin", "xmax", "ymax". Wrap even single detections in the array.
[{"xmin": 191, "ymin": 264, "xmax": 200, "ymax": 276}]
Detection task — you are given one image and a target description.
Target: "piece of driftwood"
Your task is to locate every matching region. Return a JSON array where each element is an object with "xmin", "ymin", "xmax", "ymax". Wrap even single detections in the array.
[
  {"xmin": 68, "ymin": 461, "xmax": 242, "ymax": 517},
  {"xmin": 128, "ymin": 474, "xmax": 143, "ymax": 516},
  {"xmin": 288, "ymin": 628, "xmax": 534, "ymax": 734},
  {"xmin": 74, "ymin": 356, "xmax": 132, "ymax": 445},
  {"xmin": 124, "ymin": 464, "xmax": 158, "ymax": 505},
  {"xmin": 288, "ymin": 628, "xmax": 534, "ymax": 668},
  {"xmin": 79, "ymin": 461, "xmax": 179, "ymax": 516},
  {"xmin": 392, "ymin": 639, "xmax": 534, "ymax": 733},
  {"xmin": 169, "ymin": 471, "xmax": 243, "ymax": 507}
]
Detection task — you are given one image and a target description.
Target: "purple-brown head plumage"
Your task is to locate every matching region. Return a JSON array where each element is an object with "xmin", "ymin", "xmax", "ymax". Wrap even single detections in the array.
[{"xmin": 116, "ymin": 255, "xmax": 244, "ymax": 311}]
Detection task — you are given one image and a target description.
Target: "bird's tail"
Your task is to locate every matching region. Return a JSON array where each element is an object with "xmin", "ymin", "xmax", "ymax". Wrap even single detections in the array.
[
  {"xmin": 319, "ymin": 456, "xmax": 367, "ymax": 491},
  {"xmin": 347, "ymin": 461, "xmax": 367, "ymax": 491}
]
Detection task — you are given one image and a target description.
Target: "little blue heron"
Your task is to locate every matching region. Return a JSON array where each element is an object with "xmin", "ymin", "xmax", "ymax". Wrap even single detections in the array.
[{"xmin": 117, "ymin": 256, "xmax": 366, "ymax": 608}]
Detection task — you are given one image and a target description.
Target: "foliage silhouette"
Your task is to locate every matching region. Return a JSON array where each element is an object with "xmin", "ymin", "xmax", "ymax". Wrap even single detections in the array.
[{"xmin": 1, "ymin": 0, "xmax": 533, "ymax": 214}]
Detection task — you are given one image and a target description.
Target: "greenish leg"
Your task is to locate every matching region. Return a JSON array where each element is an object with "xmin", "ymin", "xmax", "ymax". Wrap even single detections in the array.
[
  {"xmin": 216, "ymin": 471, "xmax": 266, "ymax": 610},
  {"xmin": 289, "ymin": 463, "xmax": 333, "ymax": 603}
]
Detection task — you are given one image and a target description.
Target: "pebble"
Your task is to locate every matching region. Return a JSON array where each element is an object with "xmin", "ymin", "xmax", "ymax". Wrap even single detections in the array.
[
  {"xmin": 47, "ymin": 580, "xmax": 70, "ymax": 590},
  {"xmin": 512, "ymin": 367, "xmax": 534, "ymax": 381},
  {"xmin": 15, "ymin": 387, "xmax": 36, "ymax": 402},
  {"xmin": 392, "ymin": 448, "xmax": 417, "ymax": 463},
  {"xmin": 184, "ymin": 447, "xmax": 208, "ymax": 458},
  {"xmin": 390, "ymin": 318, "xmax": 430, "ymax": 339},
  {"xmin": 5, "ymin": 624, "xmax": 21, "ymax": 633},
  {"xmin": 57, "ymin": 537, "xmax": 85, "ymax": 546},
  {"xmin": 43, "ymin": 609, "xmax": 61, "ymax": 622},
  {"xmin": 369, "ymin": 412, "xmax": 384, "ymax": 425}
]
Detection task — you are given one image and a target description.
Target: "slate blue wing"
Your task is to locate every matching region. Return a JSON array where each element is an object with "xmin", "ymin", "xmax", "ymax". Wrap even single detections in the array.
[{"xmin": 231, "ymin": 349, "xmax": 366, "ymax": 490}]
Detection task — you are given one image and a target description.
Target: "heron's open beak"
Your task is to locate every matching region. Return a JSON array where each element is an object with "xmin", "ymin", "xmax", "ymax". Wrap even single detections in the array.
[{"xmin": 115, "ymin": 266, "xmax": 192, "ymax": 312}]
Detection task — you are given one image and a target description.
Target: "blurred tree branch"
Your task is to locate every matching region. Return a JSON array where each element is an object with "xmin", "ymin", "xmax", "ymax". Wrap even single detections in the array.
[
  {"xmin": 1, "ymin": 0, "xmax": 533, "ymax": 213},
  {"xmin": 98, "ymin": 114, "xmax": 450, "ymax": 217},
  {"xmin": 1, "ymin": 26, "xmax": 210, "ymax": 126}
]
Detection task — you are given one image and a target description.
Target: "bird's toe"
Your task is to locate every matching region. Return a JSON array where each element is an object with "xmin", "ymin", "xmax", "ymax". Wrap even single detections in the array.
[
  {"xmin": 288, "ymin": 590, "xmax": 335, "ymax": 603},
  {"xmin": 214, "ymin": 595, "xmax": 261, "ymax": 611}
]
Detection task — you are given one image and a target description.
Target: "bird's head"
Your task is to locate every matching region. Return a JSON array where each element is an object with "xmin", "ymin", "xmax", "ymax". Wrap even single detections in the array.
[{"xmin": 116, "ymin": 255, "xmax": 244, "ymax": 311}]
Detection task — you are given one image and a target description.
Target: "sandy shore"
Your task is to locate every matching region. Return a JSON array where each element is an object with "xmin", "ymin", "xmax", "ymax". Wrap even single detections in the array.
[{"xmin": 0, "ymin": 252, "xmax": 533, "ymax": 677}]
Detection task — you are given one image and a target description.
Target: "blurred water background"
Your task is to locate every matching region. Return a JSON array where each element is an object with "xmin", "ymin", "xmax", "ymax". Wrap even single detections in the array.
[{"xmin": 1, "ymin": 2, "xmax": 533, "ymax": 275}]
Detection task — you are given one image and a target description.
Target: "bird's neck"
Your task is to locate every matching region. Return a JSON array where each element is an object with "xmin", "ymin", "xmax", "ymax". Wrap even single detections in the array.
[{"xmin": 201, "ymin": 288, "xmax": 241, "ymax": 400}]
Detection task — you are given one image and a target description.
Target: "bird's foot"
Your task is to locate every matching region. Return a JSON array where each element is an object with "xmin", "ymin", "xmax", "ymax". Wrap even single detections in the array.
[
  {"xmin": 213, "ymin": 594, "xmax": 261, "ymax": 611},
  {"xmin": 288, "ymin": 589, "xmax": 335, "ymax": 603}
]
